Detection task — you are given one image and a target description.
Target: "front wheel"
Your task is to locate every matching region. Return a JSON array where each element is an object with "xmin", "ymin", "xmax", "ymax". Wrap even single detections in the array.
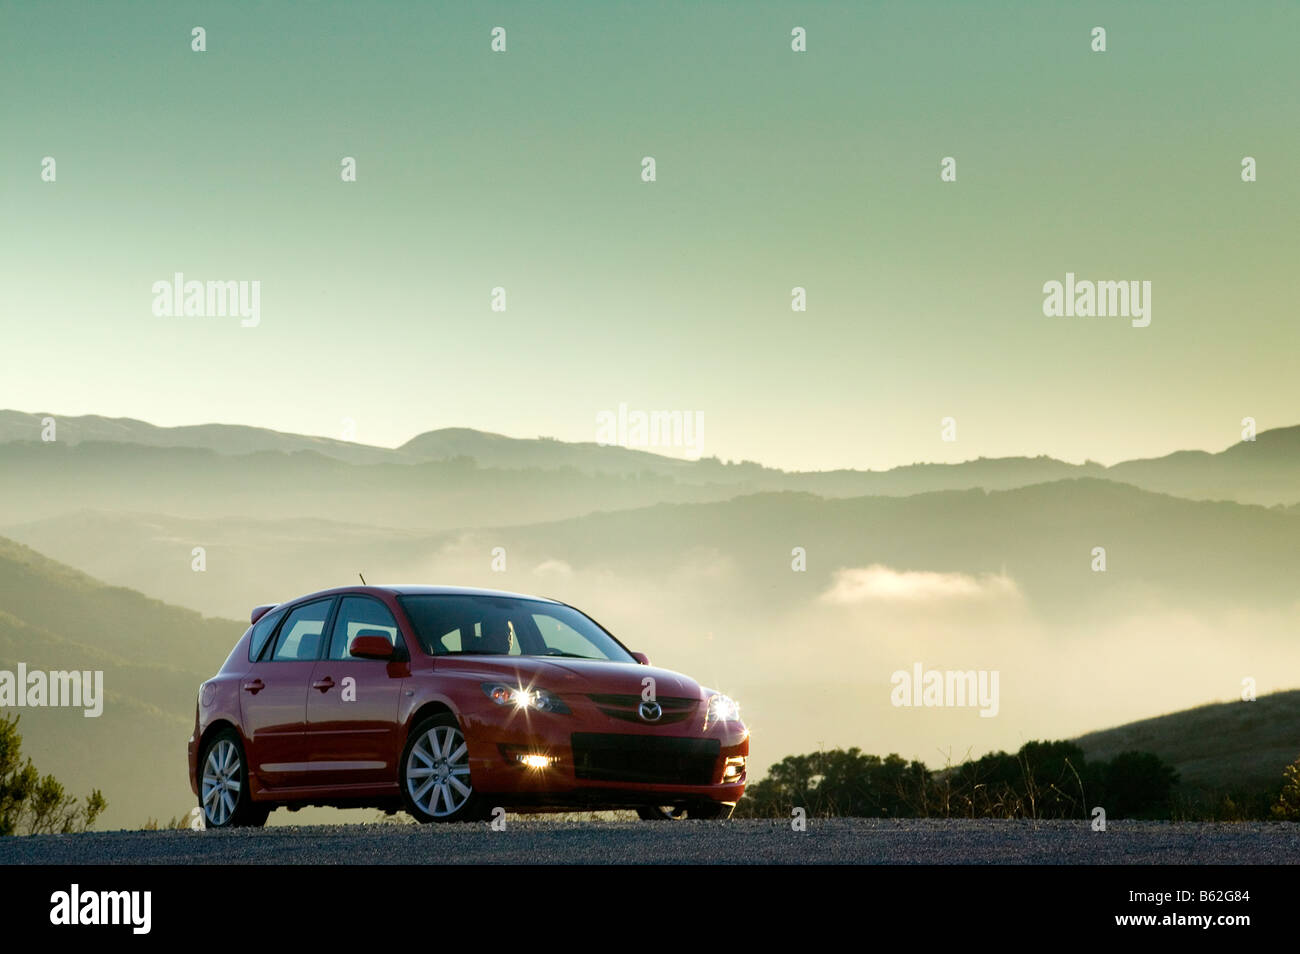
[
  {"xmin": 199, "ymin": 729, "xmax": 269, "ymax": 828},
  {"xmin": 400, "ymin": 714, "xmax": 484, "ymax": 823}
]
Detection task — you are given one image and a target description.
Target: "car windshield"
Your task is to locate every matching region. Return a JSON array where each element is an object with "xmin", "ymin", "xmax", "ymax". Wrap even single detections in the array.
[{"xmin": 396, "ymin": 594, "xmax": 634, "ymax": 662}]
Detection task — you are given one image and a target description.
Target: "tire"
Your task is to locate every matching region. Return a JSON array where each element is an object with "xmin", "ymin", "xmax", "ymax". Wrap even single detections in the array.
[
  {"xmin": 400, "ymin": 713, "xmax": 483, "ymax": 823},
  {"xmin": 199, "ymin": 728, "xmax": 270, "ymax": 828},
  {"xmin": 636, "ymin": 805, "xmax": 688, "ymax": 820},
  {"xmin": 687, "ymin": 800, "xmax": 734, "ymax": 820},
  {"xmin": 637, "ymin": 801, "xmax": 733, "ymax": 820}
]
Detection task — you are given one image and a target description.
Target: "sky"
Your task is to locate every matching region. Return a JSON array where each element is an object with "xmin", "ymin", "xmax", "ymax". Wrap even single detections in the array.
[{"xmin": 2, "ymin": 1, "xmax": 1297, "ymax": 471}]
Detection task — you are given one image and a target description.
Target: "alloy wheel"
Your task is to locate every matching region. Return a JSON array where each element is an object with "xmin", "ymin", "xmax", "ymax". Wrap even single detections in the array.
[
  {"xmin": 406, "ymin": 724, "xmax": 473, "ymax": 817},
  {"xmin": 202, "ymin": 739, "xmax": 242, "ymax": 826}
]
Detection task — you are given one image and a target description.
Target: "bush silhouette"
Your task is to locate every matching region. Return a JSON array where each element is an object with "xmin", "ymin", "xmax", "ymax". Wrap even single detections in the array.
[
  {"xmin": 1271, "ymin": 758, "xmax": 1300, "ymax": 821},
  {"xmin": 734, "ymin": 748, "xmax": 928, "ymax": 818},
  {"xmin": 737, "ymin": 739, "xmax": 1180, "ymax": 819},
  {"xmin": 1099, "ymin": 751, "xmax": 1180, "ymax": 819},
  {"xmin": 0, "ymin": 714, "xmax": 105, "ymax": 836}
]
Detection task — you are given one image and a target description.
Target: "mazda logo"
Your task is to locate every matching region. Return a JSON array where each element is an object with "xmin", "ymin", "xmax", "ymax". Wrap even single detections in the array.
[{"xmin": 638, "ymin": 700, "xmax": 662, "ymax": 722}]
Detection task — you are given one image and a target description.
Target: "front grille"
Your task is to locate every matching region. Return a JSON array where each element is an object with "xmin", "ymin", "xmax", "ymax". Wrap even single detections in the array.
[
  {"xmin": 587, "ymin": 693, "xmax": 699, "ymax": 725},
  {"xmin": 571, "ymin": 733, "xmax": 721, "ymax": 785}
]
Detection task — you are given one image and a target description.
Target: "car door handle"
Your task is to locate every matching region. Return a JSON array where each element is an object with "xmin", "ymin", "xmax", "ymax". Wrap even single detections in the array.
[
  {"xmin": 312, "ymin": 676, "xmax": 335, "ymax": 692},
  {"xmin": 242, "ymin": 679, "xmax": 264, "ymax": 694}
]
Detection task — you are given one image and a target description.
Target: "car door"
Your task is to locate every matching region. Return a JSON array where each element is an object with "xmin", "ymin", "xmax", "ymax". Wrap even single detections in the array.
[
  {"xmin": 241, "ymin": 597, "xmax": 335, "ymax": 790},
  {"xmin": 306, "ymin": 595, "xmax": 408, "ymax": 787}
]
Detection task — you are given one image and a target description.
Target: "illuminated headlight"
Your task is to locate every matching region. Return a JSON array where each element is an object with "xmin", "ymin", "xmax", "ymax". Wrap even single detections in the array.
[
  {"xmin": 482, "ymin": 683, "xmax": 570, "ymax": 714},
  {"xmin": 707, "ymin": 693, "xmax": 741, "ymax": 723}
]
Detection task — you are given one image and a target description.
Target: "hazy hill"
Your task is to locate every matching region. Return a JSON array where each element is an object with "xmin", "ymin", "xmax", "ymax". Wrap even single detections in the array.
[
  {"xmin": 399, "ymin": 427, "xmax": 711, "ymax": 477},
  {"xmin": 1107, "ymin": 426, "xmax": 1300, "ymax": 506},
  {"xmin": 0, "ymin": 536, "xmax": 240, "ymax": 830},
  {"xmin": 0, "ymin": 410, "xmax": 397, "ymax": 465},
  {"xmin": 3, "ymin": 410, "xmax": 1299, "ymax": 507},
  {"xmin": 1075, "ymin": 690, "xmax": 1300, "ymax": 799},
  {"xmin": 406, "ymin": 479, "xmax": 1300, "ymax": 615},
  {"xmin": 0, "ymin": 410, "xmax": 728, "ymax": 477},
  {"xmin": 7, "ymin": 478, "xmax": 1299, "ymax": 622},
  {"xmin": 0, "ymin": 441, "xmax": 736, "ymax": 527}
]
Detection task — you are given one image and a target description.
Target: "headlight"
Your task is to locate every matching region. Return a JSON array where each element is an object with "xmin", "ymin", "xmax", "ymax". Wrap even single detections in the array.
[
  {"xmin": 707, "ymin": 692, "xmax": 741, "ymax": 722},
  {"xmin": 481, "ymin": 683, "xmax": 570, "ymax": 714}
]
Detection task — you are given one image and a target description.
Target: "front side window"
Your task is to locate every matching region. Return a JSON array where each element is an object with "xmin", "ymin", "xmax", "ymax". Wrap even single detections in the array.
[
  {"xmin": 397, "ymin": 594, "xmax": 633, "ymax": 662},
  {"xmin": 328, "ymin": 596, "xmax": 400, "ymax": 659},
  {"xmin": 270, "ymin": 599, "xmax": 333, "ymax": 662}
]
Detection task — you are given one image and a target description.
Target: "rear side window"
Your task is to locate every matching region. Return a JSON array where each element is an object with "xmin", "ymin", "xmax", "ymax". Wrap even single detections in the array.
[
  {"xmin": 270, "ymin": 599, "xmax": 334, "ymax": 662},
  {"xmin": 248, "ymin": 607, "xmax": 287, "ymax": 662}
]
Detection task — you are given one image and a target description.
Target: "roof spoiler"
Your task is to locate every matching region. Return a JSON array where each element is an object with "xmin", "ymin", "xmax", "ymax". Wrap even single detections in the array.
[{"xmin": 250, "ymin": 603, "xmax": 279, "ymax": 625}]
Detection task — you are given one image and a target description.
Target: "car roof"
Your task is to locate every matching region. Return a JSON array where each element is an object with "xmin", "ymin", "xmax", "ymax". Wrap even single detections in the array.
[{"xmin": 272, "ymin": 584, "xmax": 564, "ymax": 607}]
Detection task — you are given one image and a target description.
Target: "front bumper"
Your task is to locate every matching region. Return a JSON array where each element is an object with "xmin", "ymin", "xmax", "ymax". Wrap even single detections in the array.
[{"xmin": 458, "ymin": 696, "xmax": 749, "ymax": 805}]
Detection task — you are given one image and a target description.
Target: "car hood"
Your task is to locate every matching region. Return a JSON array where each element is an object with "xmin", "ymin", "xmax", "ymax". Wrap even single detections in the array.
[{"xmin": 432, "ymin": 655, "xmax": 705, "ymax": 699}]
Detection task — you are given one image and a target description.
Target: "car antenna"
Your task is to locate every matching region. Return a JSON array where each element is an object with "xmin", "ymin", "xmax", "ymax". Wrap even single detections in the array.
[{"xmin": 359, "ymin": 572, "xmax": 367, "ymax": 585}]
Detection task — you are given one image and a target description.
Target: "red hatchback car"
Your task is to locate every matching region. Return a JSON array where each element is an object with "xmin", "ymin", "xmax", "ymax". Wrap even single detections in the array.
[{"xmin": 188, "ymin": 585, "xmax": 748, "ymax": 826}]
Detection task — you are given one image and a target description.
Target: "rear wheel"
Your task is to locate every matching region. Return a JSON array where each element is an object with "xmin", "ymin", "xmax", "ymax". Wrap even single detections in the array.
[
  {"xmin": 199, "ymin": 729, "xmax": 270, "ymax": 828},
  {"xmin": 400, "ymin": 714, "xmax": 483, "ymax": 823}
]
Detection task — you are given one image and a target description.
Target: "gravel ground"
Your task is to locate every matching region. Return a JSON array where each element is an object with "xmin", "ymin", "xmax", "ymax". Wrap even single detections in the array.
[{"xmin": 2, "ymin": 818, "xmax": 1298, "ymax": 864}]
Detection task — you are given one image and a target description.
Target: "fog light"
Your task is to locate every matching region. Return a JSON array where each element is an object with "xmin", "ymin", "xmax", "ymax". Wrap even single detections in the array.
[
  {"xmin": 516, "ymin": 753, "xmax": 554, "ymax": 770},
  {"xmin": 722, "ymin": 756, "xmax": 746, "ymax": 780}
]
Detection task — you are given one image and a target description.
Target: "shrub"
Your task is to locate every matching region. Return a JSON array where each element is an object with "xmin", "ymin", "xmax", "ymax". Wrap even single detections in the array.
[
  {"xmin": 1099, "ymin": 751, "xmax": 1180, "ymax": 819},
  {"xmin": 736, "ymin": 740, "xmax": 1180, "ymax": 820},
  {"xmin": 1271, "ymin": 758, "xmax": 1300, "ymax": 821},
  {"xmin": 0, "ymin": 714, "xmax": 105, "ymax": 836}
]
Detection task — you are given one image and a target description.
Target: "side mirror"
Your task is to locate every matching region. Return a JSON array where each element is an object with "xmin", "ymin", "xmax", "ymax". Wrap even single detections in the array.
[
  {"xmin": 350, "ymin": 631, "xmax": 396, "ymax": 660},
  {"xmin": 630, "ymin": 652, "xmax": 651, "ymax": 666}
]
